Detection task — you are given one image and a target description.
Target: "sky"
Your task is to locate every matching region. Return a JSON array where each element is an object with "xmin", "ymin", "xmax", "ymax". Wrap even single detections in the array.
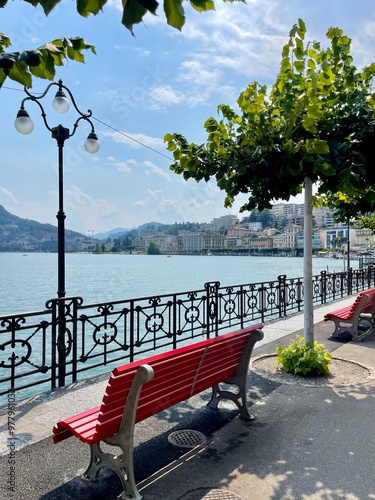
[{"xmin": 1, "ymin": 0, "xmax": 375, "ymax": 236}]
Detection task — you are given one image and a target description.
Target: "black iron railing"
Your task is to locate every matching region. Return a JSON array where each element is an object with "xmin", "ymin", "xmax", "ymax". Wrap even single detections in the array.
[{"xmin": 1, "ymin": 266, "xmax": 375, "ymax": 400}]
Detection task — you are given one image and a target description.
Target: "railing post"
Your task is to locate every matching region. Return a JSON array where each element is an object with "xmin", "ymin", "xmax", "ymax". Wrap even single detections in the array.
[
  {"xmin": 172, "ymin": 293, "xmax": 177, "ymax": 349},
  {"xmin": 46, "ymin": 297, "xmax": 67, "ymax": 388},
  {"xmin": 205, "ymin": 281, "xmax": 220, "ymax": 337},
  {"xmin": 70, "ymin": 297, "xmax": 81, "ymax": 384},
  {"xmin": 347, "ymin": 267, "xmax": 353, "ymax": 296},
  {"xmin": 277, "ymin": 275, "xmax": 287, "ymax": 318},
  {"xmin": 259, "ymin": 284, "xmax": 267, "ymax": 322},
  {"xmin": 56, "ymin": 298, "xmax": 66, "ymax": 387},
  {"xmin": 239, "ymin": 285, "xmax": 244, "ymax": 329},
  {"xmin": 368, "ymin": 265, "xmax": 375, "ymax": 288},
  {"xmin": 129, "ymin": 300, "xmax": 135, "ymax": 362},
  {"xmin": 320, "ymin": 270, "xmax": 327, "ymax": 304}
]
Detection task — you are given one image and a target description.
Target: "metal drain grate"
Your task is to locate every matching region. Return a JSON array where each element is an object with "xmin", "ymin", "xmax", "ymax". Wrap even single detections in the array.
[
  {"xmin": 168, "ymin": 429, "xmax": 206, "ymax": 448},
  {"xmin": 180, "ymin": 488, "xmax": 245, "ymax": 499}
]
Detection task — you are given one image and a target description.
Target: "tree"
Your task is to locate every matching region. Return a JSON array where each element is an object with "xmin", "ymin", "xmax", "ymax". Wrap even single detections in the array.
[
  {"xmin": 147, "ymin": 241, "xmax": 161, "ymax": 254},
  {"xmin": 165, "ymin": 19, "xmax": 375, "ymax": 345},
  {"xmin": 1, "ymin": 0, "xmax": 237, "ymax": 87}
]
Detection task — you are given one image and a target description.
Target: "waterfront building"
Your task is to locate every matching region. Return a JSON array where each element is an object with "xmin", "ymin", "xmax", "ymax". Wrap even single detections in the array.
[
  {"xmin": 239, "ymin": 221, "xmax": 263, "ymax": 232},
  {"xmin": 271, "ymin": 203, "xmax": 304, "ymax": 226},
  {"xmin": 211, "ymin": 215, "xmax": 239, "ymax": 232},
  {"xmin": 284, "ymin": 224, "xmax": 303, "ymax": 248},
  {"xmin": 226, "ymin": 236, "xmax": 242, "ymax": 248},
  {"xmin": 247, "ymin": 236, "xmax": 273, "ymax": 250},
  {"xmin": 297, "ymin": 230, "xmax": 324, "ymax": 249},
  {"xmin": 145, "ymin": 233, "xmax": 178, "ymax": 254},
  {"xmin": 177, "ymin": 231, "xmax": 225, "ymax": 254},
  {"xmin": 272, "ymin": 233, "xmax": 287, "ymax": 248},
  {"xmin": 312, "ymin": 207, "xmax": 336, "ymax": 228},
  {"xmin": 353, "ymin": 228, "xmax": 375, "ymax": 252},
  {"xmin": 325, "ymin": 226, "xmax": 349, "ymax": 249},
  {"xmin": 226, "ymin": 226, "xmax": 252, "ymax": 238}
]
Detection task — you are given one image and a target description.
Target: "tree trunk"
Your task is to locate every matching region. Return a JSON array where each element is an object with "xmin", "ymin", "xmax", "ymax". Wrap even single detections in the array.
[{"xmin": 303, "ymin": 177, "xmax": 314, "ymax": 345}]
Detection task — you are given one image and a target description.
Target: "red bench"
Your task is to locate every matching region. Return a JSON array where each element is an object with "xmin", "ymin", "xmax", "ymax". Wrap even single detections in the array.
[
  {"xmin": 53, "ymin": 324, "xmax": 264, "ymax": 500},
  {"xmin": 324, "ymin": 288, "xmax": 375, "ymax": 341}
]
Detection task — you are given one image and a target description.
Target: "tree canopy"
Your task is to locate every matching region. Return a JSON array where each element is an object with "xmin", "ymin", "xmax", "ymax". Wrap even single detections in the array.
[
  {"xmin": 165, "ymin": 19, "xmax": 375, "ymax": 216},
  {"xmin": 165, "ymin": 19, "xmax": 375, "ymax": 346},
  {"xmin": 1, "ymin": 0, "xmax": 239, "ymax": 87}
]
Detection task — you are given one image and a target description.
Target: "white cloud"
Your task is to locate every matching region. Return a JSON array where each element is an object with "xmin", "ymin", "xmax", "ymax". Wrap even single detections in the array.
[
  {"xmin": 143, "ymin": 160, "xmax": 171, "ymax": 180},
  {"xmin": 66, "ymin": 186, "xmax": 121, "ymax": 221},
  {"xmin": 108, "ymin": 156, "xmax": 133, "ymax": 173},
  {"xmin": 134, "ymin": 188, "xmax": 216, "ymax": 222},
  {"xmin": 0, "ymin": 188, "xmax": 19, "ymax": 205},
  {"xmin": 149, "ymin": 85, "xmax": 185, "ymax": 107},
  {"xmin": 103, "ymin": 131, "xmax": 165, "ymax": 150}
]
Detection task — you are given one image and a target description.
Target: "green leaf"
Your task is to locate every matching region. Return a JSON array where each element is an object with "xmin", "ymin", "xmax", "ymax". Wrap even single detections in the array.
[
  {"xmin": 293, "ymin": 60, "xmax": 305, "ymax": 73},
  {"xmin": 77, "ymin": 0, "xmax": 108, "ymax": 16},
  {"xmin": 302, "ymin": 115, "xmax": 318, "ymax": 133},
  {"xmin": 137, "ymin": 0, "xmax": 159, "ymax": 15},
  {"xmin": 19, "ymin": 50, "xmax": 41, "ymax": 67},
  {"xmin": 190, "ymin": 0, "xmax": 215, "ymax": 12},
  {"xmin": 306, "ymin": 139, "xmax": 330, "ymax": 154},
  {"xmin": 316, "ymin": 161, "xmax": 336, "ymax": 176},
  {"xmin": 8, "ymin": 61, "xmax": 32, "ymax": 87},
  {"xmin": 35, "ymin": 0, "xmax": 63, "ymax": 16},
  {"xmin": 307, "ymin": 104, "xmax": 322, "ymax": 120},
  {"xmin": 0, "ymin": 52, "xmax": 17, "ymax": 70},
  {"xmin": 122, "ymin": 0, "xmax": 148, "ymax": 35},
  {"xmin": 163, "ymin": 0, "xmax": 185, "ymax": 30},
  {"xmin": 0, "ymin": 33, "xmax": 12, "ymax": 53},
  {"xmin": 298, "ymin": 18, "xmax": 306, "ymax": 34}
]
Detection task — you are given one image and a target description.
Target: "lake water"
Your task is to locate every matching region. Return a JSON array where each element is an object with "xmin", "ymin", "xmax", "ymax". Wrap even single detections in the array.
[{"xmin": 0, "ymin": 252, "xmax": 355, "ymax": 316}]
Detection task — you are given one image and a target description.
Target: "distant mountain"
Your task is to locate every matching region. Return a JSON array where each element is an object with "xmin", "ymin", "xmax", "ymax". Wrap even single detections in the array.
[
  {"xmin": 0, "ymin": 205, "xmax": 92, "ymax": 252},
  {"xmin": 94, "ymin": 228, "xmax": 132, "ymax": 240},
  {"xmin": 95, "ymin": 222, "xmax": 164, "ymax": 240}
]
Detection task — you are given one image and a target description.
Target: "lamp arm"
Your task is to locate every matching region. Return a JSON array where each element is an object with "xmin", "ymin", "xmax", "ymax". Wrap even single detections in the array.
[
  {"xmin": 21, "ymin": 79, "xmax": 93, "ymax": 134},
  {"xmin": 58, "ymin": 81, "xmax": 93, "ymax": 120},
  {"xmin": 69, "ymin": 115, "xmax": 96, "ymax": 139},
  {"xmin": 20, "ymin": 96, "xmax": 53, "ymax": 133},
  {"xmin": 23, "ymin": 80, "xmax": 59, "ymax": 101}
]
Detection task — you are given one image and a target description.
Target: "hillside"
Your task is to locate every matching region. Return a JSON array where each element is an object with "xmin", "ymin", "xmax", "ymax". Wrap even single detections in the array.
[{"xmin": 0, "ymin": 205, "xmax": 91, "ymax": 252}]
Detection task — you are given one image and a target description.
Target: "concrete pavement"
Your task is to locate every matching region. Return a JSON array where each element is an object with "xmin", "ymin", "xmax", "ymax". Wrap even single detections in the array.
[{"xmin": 1, "ymin": 296, "xmax": 375, "ymax": 499}]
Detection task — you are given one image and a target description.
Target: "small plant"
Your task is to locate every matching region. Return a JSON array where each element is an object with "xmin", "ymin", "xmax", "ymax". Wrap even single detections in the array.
[{"xmin": 276, "ymin": 336, "xmax": 332, "ymax": 376}]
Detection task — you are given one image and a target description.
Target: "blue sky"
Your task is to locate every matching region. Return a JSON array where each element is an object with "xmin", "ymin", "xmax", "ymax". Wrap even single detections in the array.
[{"xmin": 1, "ymin": 0, "xmax": 375, "ymax": 235}]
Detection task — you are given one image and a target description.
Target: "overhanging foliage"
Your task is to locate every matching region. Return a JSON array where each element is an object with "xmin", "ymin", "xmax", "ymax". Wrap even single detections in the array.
[
  {"xmin": 1, "ymin": 0, "xmax": 236, "ymax": 86},
  {"xmin": 0, "ymin": 34, "xmax": 96, "ymax": 88}
]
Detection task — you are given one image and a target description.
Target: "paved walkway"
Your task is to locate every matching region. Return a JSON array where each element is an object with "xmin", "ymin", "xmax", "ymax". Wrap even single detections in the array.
[{"xmin": 1, "ymin": 296, "xmax": 375, "ymax": 499}]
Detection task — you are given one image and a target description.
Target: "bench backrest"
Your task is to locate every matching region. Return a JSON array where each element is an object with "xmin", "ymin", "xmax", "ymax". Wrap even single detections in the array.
[
  {"xmin": 359, "ymin": 288, "xmax": 375, "ymax": 314},
  {"xmin": 95, "ymin": 325, "xmax": 263, "ymax": 440},
  {"xmin": 347, "ymin": 292, "xmax": 371, "ymax": 316}
]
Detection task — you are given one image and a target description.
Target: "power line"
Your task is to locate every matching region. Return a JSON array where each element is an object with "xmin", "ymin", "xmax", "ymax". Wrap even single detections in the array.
[
  {"xmin": 2, "ymin": 85, "xmax": 174, "ymax": 161},
  {"xmin": 92, "ymin": 116, "xmax": 174, "ymax": 161}
]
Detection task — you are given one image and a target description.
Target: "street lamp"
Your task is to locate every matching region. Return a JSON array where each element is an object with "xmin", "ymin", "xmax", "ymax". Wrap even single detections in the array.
[
  {"xmin": 14, "ymin": 79, "xmax": 99, "ymax": 299},
  {"xmin": 14, "ymin": 80, "xmax": 99, "ymax": 388}
]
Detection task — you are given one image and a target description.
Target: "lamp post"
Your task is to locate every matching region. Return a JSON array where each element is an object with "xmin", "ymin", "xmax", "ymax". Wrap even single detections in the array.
[
  {"xmin": 14, "ymin": 80, "xmax": 100, "ymax": 386},
  {"xmin": 14, "ymin": 79, "xmax": 99, "ymax": 298}
]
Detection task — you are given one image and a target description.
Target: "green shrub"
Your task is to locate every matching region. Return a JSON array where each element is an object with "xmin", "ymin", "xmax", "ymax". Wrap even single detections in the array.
[{"xmin": 276, "ymin": 336, "xmax": 332, "ymax": 376}]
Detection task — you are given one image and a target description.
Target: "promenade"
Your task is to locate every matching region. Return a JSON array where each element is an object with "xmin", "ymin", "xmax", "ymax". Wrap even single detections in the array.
[{"xmin": 1, "ymin": 295, "xmax": 375, "ymax": 499}]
